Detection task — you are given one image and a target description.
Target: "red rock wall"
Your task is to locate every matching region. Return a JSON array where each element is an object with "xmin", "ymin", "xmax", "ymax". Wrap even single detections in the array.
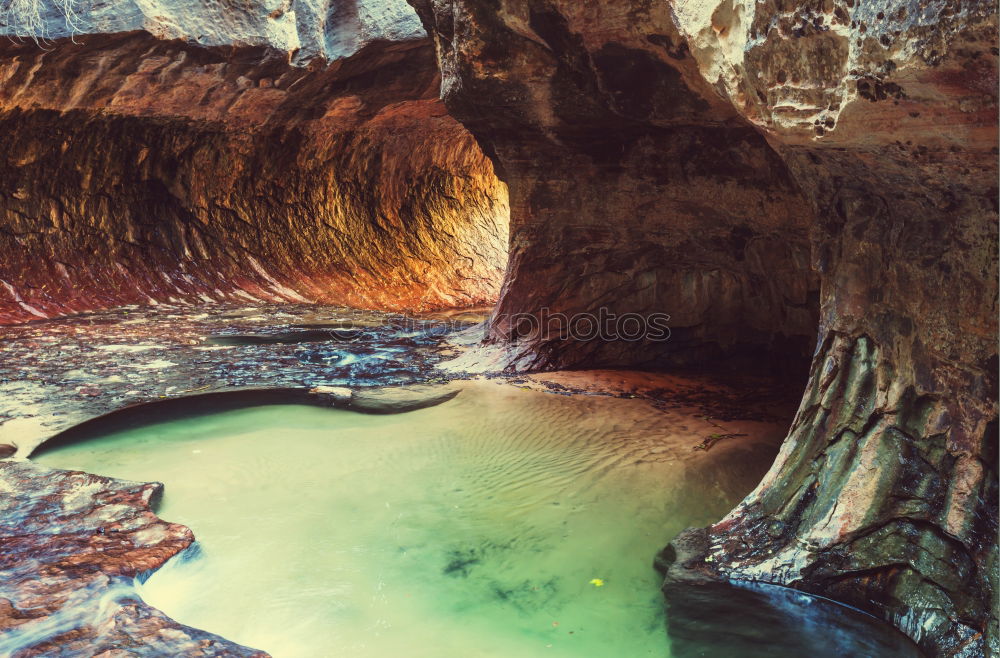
[{"xmin": 0, "ymin": 33, "xmax": 508, "ymax": 323}]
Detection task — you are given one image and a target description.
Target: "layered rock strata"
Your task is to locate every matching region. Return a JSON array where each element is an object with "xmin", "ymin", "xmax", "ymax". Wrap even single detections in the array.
[
  {"xmin": 669, "ymin": 4, "xmax": 999, "ymax": 655},
  {"xmin": 0, "ymin": 26, "xmax": 508, "ymax": 323},
  {"xmin": 0, "ymin": 0, "xmax": 996, "ymax": 654},
  {"xmin": 410, "ymin": 0, "xmax": 998, "ymax": 655}
]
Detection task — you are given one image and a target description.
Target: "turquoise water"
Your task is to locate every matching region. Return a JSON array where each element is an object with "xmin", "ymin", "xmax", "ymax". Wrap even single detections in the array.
[{"xmin": 35, "ymin": 382, "xmax": 921, "ymax": 657}]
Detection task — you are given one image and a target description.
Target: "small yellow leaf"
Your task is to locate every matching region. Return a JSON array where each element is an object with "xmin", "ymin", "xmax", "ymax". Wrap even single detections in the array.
[{"xmin": 589, "ymin": 578, "xmax": 604, "ymax": 587}]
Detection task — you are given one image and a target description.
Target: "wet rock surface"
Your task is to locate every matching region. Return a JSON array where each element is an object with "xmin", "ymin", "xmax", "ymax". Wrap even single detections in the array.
[
  {"xmin": 0, "ymin": 460, "xmax": 266, "ymax": 657},
  {"xmin": 0, "ymin": 303, "xmax": 482, "ymax": 456},
  {"xmin": 347, "ymin": 384, "xmax": 462, "ymax": 414},
  {"xmin": 655, "ymin": 530, "xmax": 922, "ymax": 658}
]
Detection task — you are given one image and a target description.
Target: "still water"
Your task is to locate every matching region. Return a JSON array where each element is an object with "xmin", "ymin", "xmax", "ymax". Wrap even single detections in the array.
[{"xmin": 35, "ymin": 382, "xmax": 921, "ymax": 657}]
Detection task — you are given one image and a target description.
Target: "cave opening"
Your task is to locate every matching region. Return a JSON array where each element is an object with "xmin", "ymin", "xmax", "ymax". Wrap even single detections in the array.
[{"xmin": 0, "ymin": 35, "xmax": 511, "ymax": 323}]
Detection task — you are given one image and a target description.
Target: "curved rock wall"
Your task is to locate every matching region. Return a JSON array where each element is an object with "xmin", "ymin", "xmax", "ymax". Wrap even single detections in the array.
[
  {"xmin": 411, "ymin": 1, "xmax": 820, "ymax": 370},
  {"xmin": 670, "ymin": 3, "xmax": 999, "ymax": 656},
  {"xmin": 0, "ymin": 31, "xmax": 508, "ymax": 323},
  {"xmin": 0, "ymin": 0, "xmax": 995, "ymax": 654},
  {"xmin": 410, "ymin": 0, "xmax": 997, "ymax": 655}
]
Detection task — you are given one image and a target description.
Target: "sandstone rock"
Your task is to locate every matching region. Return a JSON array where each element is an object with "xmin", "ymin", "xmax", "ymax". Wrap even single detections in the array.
[
  {"xmin": 0, "ymin": 0, "xmax": 424, "ymax": 62},
  {"xmin": 667, "ymin": 3, "xmax": 998, "ymax": 656},
  {"xmin": 409, "ymin": 0, "xmax": 821, "ymax": 371},
  {"xmin": 410, "ymin": 0, "xmax": 997, "ymax": 654},
  {"xmin": 0, "ymin": 32, "xmax": 508, "ymax": 323},
  {"xmin": 348, "ymin": 383, "xmax": 460, "ymax": 413},
  {"xmin": 308, "ymin": 384, "xmax": 354, "ymax": 404},
  {"xmin": 0, "ymin": 304, "xmax": 462, "ymax": 456},
  {"xmin": 0, "ymin": 0, "xmax": 995, "ymax": 655},
  {"xmin": 0, "ymin": 460, "xmax": 267, "ymax": 656}
]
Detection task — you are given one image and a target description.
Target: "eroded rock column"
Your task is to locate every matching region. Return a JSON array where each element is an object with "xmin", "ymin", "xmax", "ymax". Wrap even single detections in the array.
[{"xmin": 665, "ymin": 3, "xmax": 998, "ymax": 654}]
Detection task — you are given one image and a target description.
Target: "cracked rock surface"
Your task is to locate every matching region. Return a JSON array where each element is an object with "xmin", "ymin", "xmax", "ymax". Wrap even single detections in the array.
[{"xmin": 0, "ymin": 303, "xmax": 481, "ymax": 456}]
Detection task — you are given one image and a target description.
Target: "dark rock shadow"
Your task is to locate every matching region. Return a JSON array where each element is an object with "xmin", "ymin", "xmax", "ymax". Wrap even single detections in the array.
[{"xmin": 660, "ymin": 580, "xmax": 925, "ymax": 657}]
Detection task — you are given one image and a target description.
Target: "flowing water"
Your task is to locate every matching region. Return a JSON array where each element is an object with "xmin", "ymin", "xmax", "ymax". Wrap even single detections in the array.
[{"xmin": 35, "ymin": 381, "xmax": 922, "ymax": 657}]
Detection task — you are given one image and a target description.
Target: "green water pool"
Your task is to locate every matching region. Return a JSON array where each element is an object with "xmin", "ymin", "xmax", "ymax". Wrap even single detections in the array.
[{"xmin": 35, "ymin": 382, "xmax": 920, "ymax": 657}]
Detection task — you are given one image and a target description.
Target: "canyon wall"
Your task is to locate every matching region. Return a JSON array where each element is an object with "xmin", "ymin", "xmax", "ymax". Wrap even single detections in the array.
[
  {"xmin": 410, "ymin": 1, "xmax": 821, "ymax": 370},
  {"xmin": 0, "ymin": 5, "xmax": 508, "ymax": 323},
  {"xmin": 669, "ymin": 3, "xmax": 998, "ymax": 656},
  {"xmin": 0, "ymin": 0, "xmax": 995, "ymax": 654},
  {"xmin": 410, "ymin": 0, "xmax": 997, "ymax": 655}
]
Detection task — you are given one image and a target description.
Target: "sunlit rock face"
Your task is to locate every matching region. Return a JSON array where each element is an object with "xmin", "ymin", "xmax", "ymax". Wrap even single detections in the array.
[
  {"xmin": 411, "ymin": 0, "xmax": 997, "ymax": 655},
  {"xmin": 0, "ymin": 6, "xmax": 508, "ymax": 323}
]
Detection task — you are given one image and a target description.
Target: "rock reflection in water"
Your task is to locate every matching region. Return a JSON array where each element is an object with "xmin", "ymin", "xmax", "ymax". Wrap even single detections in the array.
[{"xmin": 662, "ymin": 581, "xmax": 923, "ymax": 657}]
